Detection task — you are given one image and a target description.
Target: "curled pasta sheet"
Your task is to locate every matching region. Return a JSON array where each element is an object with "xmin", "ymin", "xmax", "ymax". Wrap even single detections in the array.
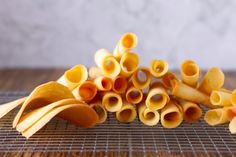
[
  {"xmin": 22, "ymin": 103, "xmax": 99, "ymax": 139},
  {"xmin": 146, "ymin": 85, "xmax": 169, "ymax": 110},
  {"xmin": 161, "ymin": 101, "xmax": 183, "ymax": 128},
  {"xmin": 112, "ymin": 75, "xmax": 128, "ymax": 94},
  {"xmin": 94, "ymin": 76, "xmax": 113, "ymax": 91},
  {"xmin": 90, "ymin": 99, "xmax": 107, "ymax": 124},
  {"xmin": 116, "ymin": 101, "xmax": 137, "ymax": 123},
  {"xmin": 57, "ymin": 65, "xmax": 88, "ymax": 90},
  {"xmin": 210, "ymin": 90, "xmax": 232, "ymax": 106},
  {"xmin": 225, "ymin": 106, "xmax": 236, "ymax": 121},
  {"xmin": 204, "ymin": 108, "xmax": 229, "ymax": 126},
  {"xmin": 113, "ymin": 32, "xmax": 138, "ymax": 60},
  {"xmin": 198, "ymin": 67, "xmax": 225, "ymax": 95},
  {"xmin": 150, "ymin": 59, "xmax": 168, "ymax": 78},
  {"xmin": 179, "ymin": 100, "xmax": 202, "ymax": 123},
  {"xmin": 138, "ymin": 101, "xmax": 160, "ymax": 126},
  {"xmin": 231, "ymin": 89, "xmax": 236, "ymax": 106},
  {"xmin": 162, "ymin": 72, "xmax": 178, "ymax": 90},
  {"xmin": 72, "ymin": 81, "xmax": 97, "ymax": 102},
  {"xmin": 94, "ymin": 49, "xmax": 120, "ymax": 78},
  {"xmin": 171, "ymin": 80, "xmax": 216, "ymax": 109},
  {"xmin": 229, "ymin": 117, "xmax": 236, "ymax": 134},
  {"xmin": 0, "ymin": 97, "xmax": 26, "ymax": 119},
  {"xmin": 102, "ymin": 92, "xmax": 122, "ymax": 112},
  {"xmin": 180, "ymin": 60, "xmax": 200, "ymax": 87},
  {"xmin": 120, "ymin": 52, "xmax": 139, "ymax": 77},
  {"xmin": 125, "ymin": 85, "xmax": 143, "ymax": 104},
  {"xmin": 89, "ymin": 66, "xmax": 103, "ymax": 80},
  {"xmin": 131, "ymin": 66, "xmax": 151, "ymax": 89},
  {"xmin": 13, "ymin": 82, "xmax": 74, "ymax": 128}
]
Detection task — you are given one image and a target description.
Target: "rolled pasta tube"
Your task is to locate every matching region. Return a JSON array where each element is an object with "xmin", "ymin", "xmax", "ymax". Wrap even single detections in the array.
[
  {"xmin": 179, "ymin": 100, "xmax": 202, "ymax": 123},
  {"xmin": 116, "ymin": 101, "xmax": 137, "ymax": 123},
  {"xmin": 210, "ymin": 90, "xmax": 232, "ymax": 106},
  {"xmin": 22, "ymin": 103, "xmax": 99, "ymax": 139},
  {"xmin": 90, "ymin": 99, "xmax": 107, "ymax": 124},
  {"xmin": 89, "ymin": 66, "xmax": 103, "ymax": 79},
  {"xmin": 112, "ymin": 75, "xmax": 128, "ymax": 94},
  {"xmin": 0, "ymin": 97, "xmax": 26, "ymax": 119},
  {"xmin": 102, "ymin": 92, "xmax": 122, "ymax": 112},
  {"xmin": 161, "ymin": 101, "xmax": 183, "ymax": 128},
  {"xmin": 138, "ymin": 102, "xmax": 160, "ymax": 126},
  {"xmin": 145, "ymin": 86, "xmax": 169, "ymax": 110},
  {"xmin": 150, "ymin": 59, "xmax": 168, "ymax": 78},
  {"xmin": 231, "ymin": 90, "xmax": 236, "ymax": 106},
  {"xmin": 94, "ymin": 49, "xmax": 120, "ymax": 78},
  {"xmin": 72, "ymin": 81, "xmax": 97, "ymax": 102},
  {"xmin": 120, "ymin": 52, "xmax": 139, "ymax": 77},
  {"xmin": 162, "ymin": 72, "xmax": 178, "ymax": 90},
  {"xmin": 113, "ymin": 32, "xmax": 138, "ymax": 60},
  {"xmin": 171, "ymin": 80, "xmax": 216, "ymax": 108},
  {"xmin": 198, "ymin": 67, "xmax": 225, "ymax": 95},
  {"xmin": 57, "ymin": 64, "xmax": 88, "ymax": 90},
  {"xmin": 131, "ymin": 66, "xmax": 151, "ymax": 89},
  {"xmin": 204, "ymin": 108, "xmax": 229, "ymax": 126},
  {"xmin": 225, "ymin": 106, "xmax": 236, "ymax": 121},
  {"xmin": 13, "ymin": 82, "xmax": 74, "ymax": 128},
  {"xmin": 180, "ymin": 60, "xmax": 200, "ymax": 87},
  {"xmin": 94, "ymin": 76, "xmax": 113, "ymax": 91},
  {"xmin": 229, "ymin": 117, "xmax": 236, "ymax": 134},
  {"xmin": 125, "ymin": 85, "xmax": 143, "ymax": 104}
]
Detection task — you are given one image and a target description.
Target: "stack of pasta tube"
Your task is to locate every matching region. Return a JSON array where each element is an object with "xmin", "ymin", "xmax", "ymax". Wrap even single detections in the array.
[{"xmin": 0, "ymin": 32, "xmax": 235, "ymax": 139}]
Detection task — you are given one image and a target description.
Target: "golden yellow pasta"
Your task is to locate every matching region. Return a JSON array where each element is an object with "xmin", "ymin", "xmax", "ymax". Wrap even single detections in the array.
[
  {"xmin": 94, "ymin": 76, "xmax": 113, "ymax": 91},
  {"xmin": 72, "ymin": 81, "xmax": 97, "ymax": 102},
  {"xmin": 102, "ymin": 92, "xmax": 122, "ymax": 112},
  {"xmin": 88, "ymin": 66, "xmax": 103, "ymax": 80},
  {"xmin": 21, "ymin": 103, "xmax": 98, "ymax": 138},
  {"xmin": 120, "ymin": 52, "xmax": 139, "ymax": 77},
  {"xmin": 210, "ymin": 90, "xmax": 232, "ymax": 106},
  {"xmin": 204, "ymin": 108, "xmax": 229, "ymax": 126},
  {"xmin": 171, "ymin": 80, "xmax": 216, "ymax": 108},
  {"xmin": 57, "ymin": 64, "xmax": 88, "ymax": 90},
  {"xmin": 150, "ymin": 59, "xmax": 168, "ymax": 78},
  {"xmin": 90, "ymin": 99, "xmax": 107, "ymax": 124},
  {"xmin": 94, "ymin": 49, "xmax": 120, "ymax": 78},
  {"xmin": 160, "ymin": 101, "xmax": 183, "ymax": 128},
  {"xmin": 125, "ymin": 85, "xmax": 143, "ymax": 104},
  {"xmin": 116, "ymin": 101, "xmax": 137, "ymax": 123},
  {"xmin": 198, "ymin": 67, "xmax": 225, "ymax": 95},
  {"xmin": 138, "ymin": 101, "xmax": 160, "ymax": 126},
  {"xmin": 229, "ymin": 117, "xmax": 236, "ymax": 134},
  {"xmin": 178, "ymin": 100, "xmax": 202, "ymax": 123},
  {"xmin": 231, "ymin": 89, "xmax": 236, "ymax": 106},
  {"xmin": 113, "ymin": 32, "xmax": 138, "ymax": 60},
  {"xmin": 225, "ymin": 106, "xmax": 236, "ymax": 121},
  {"xmin": 145, "ymin": 85, "xmax": 169, "ymax": 110},
  {"xmin": 112, "ymin": 75, "xmax": 128, "ymax": 94},
  {"xmin": 131, "ymin": 66, "xmax": 151, "ymax": 89},
  {"xmin": 162, "ymin": 72, "xmax": 178, "ymax": 90},
  {"xmin": 13, "ymin": 82, "xmax": 74, "ymax": 128},
  {"xmin": 180, "ymin": 60, "xmax": 200, "ymax": 87},
  {"xmin": 0, "ymin": 97, "xmax": 26, "ymax": 119}
]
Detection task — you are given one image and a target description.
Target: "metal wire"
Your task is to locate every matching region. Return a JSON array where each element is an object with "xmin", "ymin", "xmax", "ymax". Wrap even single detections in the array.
[{"xmin": 0, "ymin": 92, "xmax": 235, "ymax": 155}]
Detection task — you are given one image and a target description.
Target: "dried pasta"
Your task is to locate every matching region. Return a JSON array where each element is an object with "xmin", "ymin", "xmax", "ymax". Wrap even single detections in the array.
[
  {"xmin": 89, "ymin": 66, "xmax": 103, "ymax": 79},
  {"xmin": 204, "ymin": 108, "xmax": 229, "ymax": 126},
  {"xmin": 125, "ymin": 85, "xmax": 143, "ymax": 104},
  {"xmin": 116, "ymin": 101, "xmax": 137, "ymax": 123},
  {"xmin": 112, "ymin": 75, "xmax": 128, "ymax": 94},
  {"xmin": 231, "ymin": 89, "xmax": 236, "ymax": 106},
  {"xmin": 162, "ymin": 72, "xmax": 177, "ymax": 90},
  {"xmin": 120, "ymin": 52, "xmax": 139, "ymax": 77},
  {"xmin": 131, "ymin": 66, "xmax": 151, "ymax": 89},
  {"xmin": 229, "ymin": 117, "xmax": 236, "ymax": 134},
  {"xmin": 94, "ymin": 76, "xmax": 113, "ymax": 91},
  {"xmin": 210, "ymin": 90, "xmax": 232, "ymax": 106},
  {"xmin": 90, "ymin": 99, "xmax": 107, "ymax": 124},
  {"xmin": 102, "ymin": 92, "xmax": 122, "ymax": 112},
  {"xmin": 150, "ymin": 59, "xmax": 168, "ymax": 78}
]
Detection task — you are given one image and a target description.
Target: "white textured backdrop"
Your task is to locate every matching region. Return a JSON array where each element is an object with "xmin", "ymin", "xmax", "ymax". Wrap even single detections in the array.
[{"xmin": 0, "ymin": 0, "xmax": 236, "ymax": 69}]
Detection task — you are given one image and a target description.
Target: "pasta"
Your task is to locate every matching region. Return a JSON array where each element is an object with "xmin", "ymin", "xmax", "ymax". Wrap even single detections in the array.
[
  {"xmin": 180, "ymin": 60, "xmax": 200, "ymax": 87},
  {"xmin": 161, "ymin": 101, "xmax": 183, "ymax": 128},
  {"xmin": 90, "ymin": 99, "xmax": 107, "ymax": 124},
  {"xmin": 94, "ymin": 76, "xmax": 113, "ymax": 91},
  {"xmin": 125, "ymin": 85, "xmax": 143, "ymax": 104},
  {"xmin": 89, "ymin": 66, "xmax": 103, "ymax": 79},
  {"xmin": 225, "ymin": 106, "xmax": 236, "ymax": 121},
  {"xmin": 138, "ymin": 101, "xmax": 160, "ymax": 126},
  {"xmin": 198, "ymin": 67, "xmax": 225, "ymax": 95},
  {"xmin": 102, "ymin": 92, "xmax": 122, "ymax": 112},
  {"xmin": 131, "ymin": 66, "xmax": 151, "ymax": 89},
  {"xmin": 204, "ymin": 108, "xmax": 229, "ymax": 126},
  {"xmin": 113, "ymin": 32, "xmax": 138, "ymax": 60},
  {"xmin": 178, "ymin": 100, "xmax": 202, "ymax": 123},
  {"xmin": 150, "ymin": 59, "xmax": 168, "ymax": 78},
  {"xmin": 229, "ymin": 117, "xmax": 236, "ymax": 134},
  {"xmin": 162, "ymin": 72, "xmax": 177, "ymax": 90},
  {"xmin": 116, "ymin": 101, "xmax": 137, "ymax": 123},
  {"xmin": 13, "ymin": 82, "xmax": 74, "ymax": 128},
  {"xmin": 57, "ymin": 64, "xmax": 88, "ymax": 90},
  {"xmin": 112, "ymin": 75, "xmax": 128, "ymax": 94},
  {"xmin": 120, "ymin": 52, "xmax": 139, "ymax": 77},
  {"xmin": 72, "ymin": 81, "xmax": 97, "ymax": 102},
  {"xmin": 231, "ymin": 89, "xmax": 236, "ymax": 106},
  {"xmin": 94, "ymin": 49, "xmax": 120, "ymax": 78},
  {"xmin": 210, "ymin": 90, "xmax": 232, "ymax": 106}
]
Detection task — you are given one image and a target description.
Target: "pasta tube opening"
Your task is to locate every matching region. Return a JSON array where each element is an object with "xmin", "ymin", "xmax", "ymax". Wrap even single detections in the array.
[
  {"xmin": 120, "ymin": 52, "xmax": 139, "ymax": 77},
  {"xmin": 94, "ymin": 76, "xmax": 113, "ymax": 91},
  {"xmin": 162, "ymin": 72, "xmax": 177, "ymax": 90},
  {"xmin": 138, "ymin": 103, "xmax": 160, "ymax": 126},
  {"xmin": 146, "ymin": 88, "xmax": 169, "ymax": 110},
  {"xmin": 126, "ymin": 86, "xmax": 143, "ymax": 104},
  {"xmin": 112, "ymin": 76, "xmax": 128, "ymax": 94},
  {"xmin": 150, "ymin": 59, "xmax": 168, "ymax": 78},
  {"xmin": 116, "ymin": 102, "xmax": 137, "ymax": 123},
  {"xmin": 210, "ymin": 90, "xmax": 231, "ymax": 106},
  {"xmin": 102, "ymin": 92, "xmax": 122, "ymax": 112},
  {"xmin": 90, "ymin": 100, "xmax": 107, "ymax": 124},
  {"xmin": 131, "ymin": 67, "xmax": 151, "ymax": 89},
  {"xmin": 204, "ymin": 108, "xmax": 229, "ymax": 126}
]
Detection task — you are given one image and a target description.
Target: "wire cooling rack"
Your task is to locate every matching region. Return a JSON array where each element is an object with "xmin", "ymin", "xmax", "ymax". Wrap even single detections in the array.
[{"xmin": 0, "ymin": 92, "xmax": 235, "ymax": 156}]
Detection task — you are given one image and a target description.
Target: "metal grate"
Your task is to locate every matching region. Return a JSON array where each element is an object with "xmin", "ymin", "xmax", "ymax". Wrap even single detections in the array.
[{"xmin": 0, "ymin": 92, "xmax": 235, "ymax": 155}]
